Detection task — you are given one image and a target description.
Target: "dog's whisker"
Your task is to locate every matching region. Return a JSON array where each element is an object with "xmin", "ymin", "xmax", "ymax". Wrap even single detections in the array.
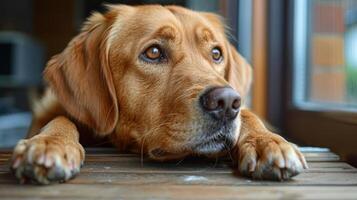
[
  {"xmin": 223, "ymin": 139, "xmax": 235, "ymax": 163},
  {"xmin": 140, "ymin": 134, "xmax": 147, "ymax": 167},
  {"xmin": 103, "ymin": 103, "xmax": 115, "ymax": 133},
  {"xmin": 138, "ymin": 124, "xmax": 164, "ymax": 166}
]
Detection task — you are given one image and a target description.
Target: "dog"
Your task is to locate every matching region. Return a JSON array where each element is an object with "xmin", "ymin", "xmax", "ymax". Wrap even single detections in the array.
[{"xmin": 10, "ymin": 4, "xmax": 307, "ymax": 184}]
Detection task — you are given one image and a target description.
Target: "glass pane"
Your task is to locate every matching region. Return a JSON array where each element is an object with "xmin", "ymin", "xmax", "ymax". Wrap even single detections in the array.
[{"xmin": 293, "ymin": 0, "xmax": 357, "ymax": 111}]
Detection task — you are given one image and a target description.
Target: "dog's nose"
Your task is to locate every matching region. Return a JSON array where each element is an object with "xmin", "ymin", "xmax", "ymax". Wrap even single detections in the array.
[{"xmin": 200, "ymin": 87, "xmax": 241, "ymax": 120}]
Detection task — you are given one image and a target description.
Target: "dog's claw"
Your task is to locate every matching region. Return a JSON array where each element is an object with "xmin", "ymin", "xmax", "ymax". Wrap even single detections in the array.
[
  {"xmin": 237, "ymin": 133, "xmax": 307, "ymax": 181},
  {"xmin": 11, "ymin": 137, "xmax": 84, "ymax": 185}
]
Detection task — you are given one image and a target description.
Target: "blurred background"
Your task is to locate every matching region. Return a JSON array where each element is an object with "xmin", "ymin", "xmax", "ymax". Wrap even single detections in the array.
[{"xmin": 0, "ymin": 0, "xmax": 356, "ymax": 166}]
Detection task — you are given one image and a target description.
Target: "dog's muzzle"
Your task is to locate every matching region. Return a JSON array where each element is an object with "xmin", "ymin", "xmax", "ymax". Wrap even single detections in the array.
[
  {"xmin": 191, "ymin": 87, "xmax": 241, "ymax": 155},
  {"xmin": 200, "ymin": 87, "xmax": 241, "ymax": 121}
]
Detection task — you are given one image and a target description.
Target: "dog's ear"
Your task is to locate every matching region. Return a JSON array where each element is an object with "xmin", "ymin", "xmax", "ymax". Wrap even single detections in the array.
[
  {"xmin": 44, "ymin": 12, "xmax": 118, "ymax": 135},
  {"xmin": 225, "ymin": 44, "xmax": 252, "ymax": 98}
]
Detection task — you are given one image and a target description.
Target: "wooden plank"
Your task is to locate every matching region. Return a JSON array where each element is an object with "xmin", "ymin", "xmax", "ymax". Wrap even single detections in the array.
[
  {"xmin": 0, "ymin": 148, "xmax": 357, "ymax": 199},
  {"xmin": 0, "ymin": 149, "xmax": 341, "ymax": 162},
  {"xmin": 0, "ymin": 150, "xmax": 347, "ymax": 175},
  {"xmin": 1, "ymin": 169, "xmax": 357, "ymax": 186},
  {"xmin": 303, "ymin": 152, "xmax": 340, "ymax": 162},
  {"xmin": 1, "ymin": 161, "xmax": 355, "ymax": 175},
  {"xmin": 1, "ymin": 184, "xmax": 357, "ymax": 200},
  {"xmin": 58, "ymin": 172, "xmax": 357, "ymax": 186},
  {"xmin": 0, "ymin": 154, "xmax": 350, "ymax": 174},
  {"xmin": 1, "ymin": 158, "xmax": 355, "ymax": 173},
  {"xmin": 80, "ymin": 160, "xmax": 356, "ymax": 172}
]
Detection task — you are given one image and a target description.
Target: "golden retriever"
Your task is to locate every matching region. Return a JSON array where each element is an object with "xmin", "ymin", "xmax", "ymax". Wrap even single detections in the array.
[{"xmin": 10, "ymin": 4, "xmax": 307, "ymax": 184}]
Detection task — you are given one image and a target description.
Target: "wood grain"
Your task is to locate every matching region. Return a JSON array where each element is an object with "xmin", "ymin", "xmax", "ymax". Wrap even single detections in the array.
[{"xmin": 0, "ymin": 148, "xmax": 356, "ymax": 199}]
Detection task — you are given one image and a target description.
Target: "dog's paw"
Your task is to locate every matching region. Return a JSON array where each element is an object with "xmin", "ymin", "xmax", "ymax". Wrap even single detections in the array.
[
  {"xmin": 236, "ymin": 132, "xmax": 308, "ymax": 181},
  {"xmin": 10, "ymin": 136, "xmax": 85, "ymax": 184}
]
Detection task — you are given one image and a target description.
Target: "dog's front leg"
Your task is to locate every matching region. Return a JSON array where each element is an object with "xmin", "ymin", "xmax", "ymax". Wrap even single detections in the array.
[
  {"xmin": 232, "ymin": 109, "xmax": 308, "ymax": 180},
  {"xmin": 10, "ymin": 116, "xmax": 84, "ymax": 184}
]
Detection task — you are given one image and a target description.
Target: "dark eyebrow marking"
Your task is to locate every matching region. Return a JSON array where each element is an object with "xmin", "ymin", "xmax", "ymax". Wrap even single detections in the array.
[
  {"xmin": 196, "ymin": 27, "xmax": 215, "ymax": 43},
  {"xmin": 153, "ymin": 25, "xmax": 178, "ymax": 41}
]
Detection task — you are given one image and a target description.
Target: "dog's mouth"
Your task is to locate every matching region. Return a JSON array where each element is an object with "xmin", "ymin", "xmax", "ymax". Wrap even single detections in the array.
[
  {"xmin": 147, "ymin": 126, "xmax": 236, "ymax": 161},
  {"xmin": 148, "ymin": 128, "xmax": 235, "ymax": 160},
  {"xmin": 147, "ymin": 115, "xmax": 240, "ymax": 160},
  {"xmin": 191, "ymin": 123, "xmax": 236, "ymax": 155}
]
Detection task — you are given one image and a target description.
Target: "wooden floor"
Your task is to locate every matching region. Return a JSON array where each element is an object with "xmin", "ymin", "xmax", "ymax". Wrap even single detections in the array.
[{"xmin": 1, "ymin": 148, "xmax": 357, "ymax": 199}]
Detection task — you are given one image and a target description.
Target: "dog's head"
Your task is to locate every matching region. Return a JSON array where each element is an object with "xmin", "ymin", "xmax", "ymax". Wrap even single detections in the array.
[{"xmin": 44, "ymin": 5, "xmax": 252, "ymax": 160}]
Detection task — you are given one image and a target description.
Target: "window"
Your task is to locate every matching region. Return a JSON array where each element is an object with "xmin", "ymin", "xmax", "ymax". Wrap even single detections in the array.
[
  {"xmin": 281, "ymin": 0, "xmax": 357, "ymax": 166},
  {"xmin": 293, "ymin": 0, "xmax": 357, "ymax": 112}
]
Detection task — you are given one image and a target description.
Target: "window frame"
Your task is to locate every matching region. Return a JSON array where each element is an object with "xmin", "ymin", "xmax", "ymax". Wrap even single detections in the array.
[{"xmin": 269, "ymin": 0, "xmax": 357, "ymax": 165}]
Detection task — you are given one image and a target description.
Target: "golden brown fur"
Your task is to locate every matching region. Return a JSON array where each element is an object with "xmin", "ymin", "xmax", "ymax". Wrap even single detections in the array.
[{"xmin": 11, "ymin": 5, "xmax": 307, "ymax": 184}]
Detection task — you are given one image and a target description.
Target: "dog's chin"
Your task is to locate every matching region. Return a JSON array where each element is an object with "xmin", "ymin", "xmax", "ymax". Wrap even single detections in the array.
[
  {"xmin": 148, "ymin": 118, "xmax": 239, "ymax": 160},
  {"xmin": 193, "ymin": 140, "xmax": 231, "ymax": 155},
  {"xmin": 192, "ymin": 123, "xmax": 237, "ymax": 156},
  {"xmin": 148, "ymin": 148, "xmax": 189, "ymax": 161},
  {"xmin": 192, "ymin": 135, "xmax": 236, "ymax": 156}
]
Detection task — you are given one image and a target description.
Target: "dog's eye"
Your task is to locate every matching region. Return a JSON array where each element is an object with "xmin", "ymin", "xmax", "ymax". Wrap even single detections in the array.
[
  {"xmin": 211, "ymin": 47, "xmax": 223, "ymax": 63},
  {"xmin": 140, "ymin": 45, "xmax": 166, "ymax": 63},
  {"xmin": 146, "ymin": 46, "xmax": 161, "ymax": 59}
]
